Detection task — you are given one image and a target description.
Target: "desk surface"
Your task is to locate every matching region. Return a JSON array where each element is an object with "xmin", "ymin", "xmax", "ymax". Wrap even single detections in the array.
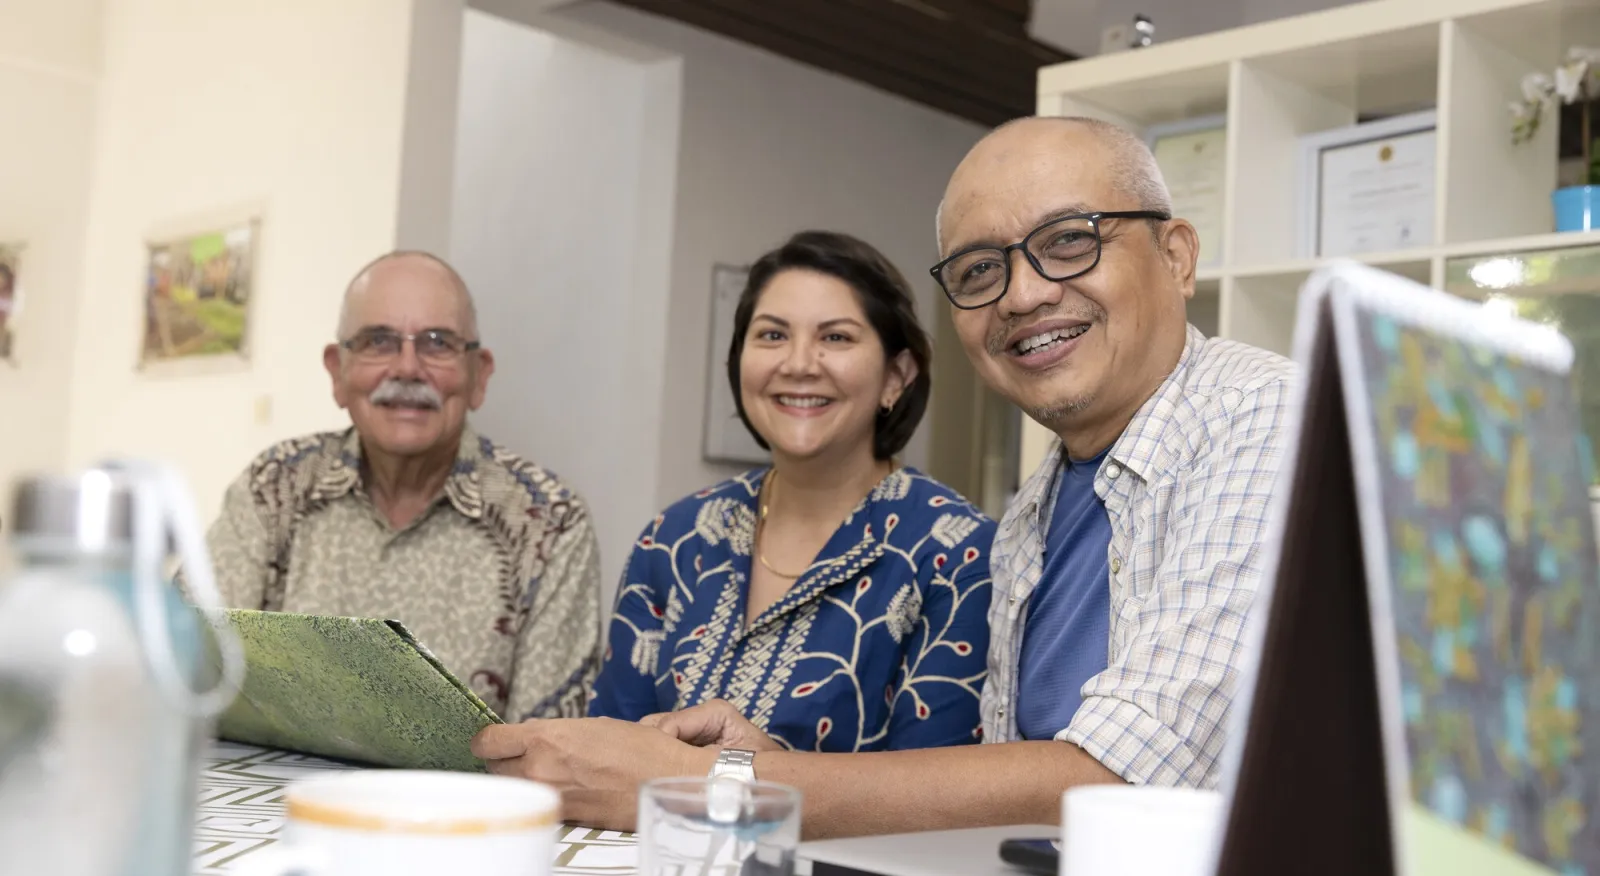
[
  {"xmin": 193, "ymin": 742, "xmax": 639, "ymax": 875},
  {"xmin": 799, "ymin": 823, "xmax": 1051, "ymax": 876}
]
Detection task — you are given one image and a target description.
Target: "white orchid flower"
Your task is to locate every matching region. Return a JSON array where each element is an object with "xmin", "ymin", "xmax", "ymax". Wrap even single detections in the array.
[
  {"xmin": 1567, "ymin": 45, "xmax": 1600, "ymax": 65},
  {"xmin": 1556, "ymin": 60, "xmax": 1591, "ymax": 103},
  {"xmin": 1523, "ymin": 71, "xmax": 1555, "ymax": 104},
  {"xmin": 1511, "ymin": 47, "xmax": 1600, "ymax": 147}
]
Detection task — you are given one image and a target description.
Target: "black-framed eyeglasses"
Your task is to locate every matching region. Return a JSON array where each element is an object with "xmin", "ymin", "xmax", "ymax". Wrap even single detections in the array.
[
  {"xmin": 929, "ymin": 210, "xmax": 1170, "ymax": 310},
  {"xmin": 339, "ymin": 327, "xmax": 481, "ymax": 363}
]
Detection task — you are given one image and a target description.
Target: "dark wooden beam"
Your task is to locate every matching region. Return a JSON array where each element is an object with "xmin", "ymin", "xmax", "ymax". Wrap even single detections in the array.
[
  {"xmin": 910, "ymin": 0, "xmax": 1027, "ymax": 32},
  {"xmin": 747, "ymin": 0, "xmax": 1037, "ymax": 100},
  {"xmin": 822, "ymin": 0, "xmax": 1062, "ymax": 96},
  {"xmin": 969, "ymin": 0, "xmax": 1032, "ymax": 20},
  {"xmin": 609, "ymin": 0, "xmax": 1039, "ymax": 125}
]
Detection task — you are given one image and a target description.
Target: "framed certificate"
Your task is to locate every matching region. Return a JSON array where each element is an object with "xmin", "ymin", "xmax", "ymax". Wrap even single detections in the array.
[
  {"xmin": 1146, "ymin": 115, "xmax": 1227, "ymax": 267},
  {"xmin": 1297, "ymin": 110, "xmax": 1437, "ymax": 258}
]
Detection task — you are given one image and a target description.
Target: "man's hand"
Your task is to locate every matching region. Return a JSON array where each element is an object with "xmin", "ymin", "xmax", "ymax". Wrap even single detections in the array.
[
  {"xmin": 470, "ymin": 717, "xmax": 717, "ymax": 831},
  {"xmin": 640, "ymin": 699, "xmax": 783, "ymax": 752}
]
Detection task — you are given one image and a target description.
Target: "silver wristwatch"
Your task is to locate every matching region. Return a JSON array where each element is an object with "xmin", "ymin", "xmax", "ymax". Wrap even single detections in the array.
[{"xmin": 708, "ymin": 748, "xmax": 756, "ymax": 782}]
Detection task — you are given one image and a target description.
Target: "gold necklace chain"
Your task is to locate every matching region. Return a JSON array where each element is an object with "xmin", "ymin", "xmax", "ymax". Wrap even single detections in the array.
[
  {"xmin": 756, "ymin": 472, "xmax": 806, "ymax": 579},
  {"xmin": 755, "ymin": 462, "xmax": 896, "ymax": 579}
]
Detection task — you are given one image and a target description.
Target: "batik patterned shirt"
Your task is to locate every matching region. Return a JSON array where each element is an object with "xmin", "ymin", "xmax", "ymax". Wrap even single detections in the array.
[
  {"xmin": 982, "ymin": 325, "xmax": 1295, "ymax": 788},
  {"xmin": 205, "ymin": 425, "xmax": 601, "ymax": 721},
  {"xmin": 589, "ymin": 467, "xmax": 995, "ymax": 752}
]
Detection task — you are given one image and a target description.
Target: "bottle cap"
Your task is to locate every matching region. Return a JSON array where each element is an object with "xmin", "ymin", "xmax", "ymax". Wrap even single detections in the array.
[{"xmin": 8, "ymin": 468, "xmax": 136, "ymax": 551}]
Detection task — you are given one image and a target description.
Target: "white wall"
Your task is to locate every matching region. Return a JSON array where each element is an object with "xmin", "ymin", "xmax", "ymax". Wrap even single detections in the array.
[
  {"xmin": 1032, "ymin": 0, "xmax": 1358, "ymax": 56},
  {"xmin": 550, "ymin": 1, "xmax": 986, "ymax": 508},
  {"xmin": 61, "ymin": 0, "xmax": 461, "ymax": 522},
  {"xmin": 398, "ymin": 0, "xmax": 468, "ymax": 254},
  {"xmin": 449, "ymin": 10, "xmax": 681, "ymax": 610},
  {"xmin": 0, "ymin": 0, "xmax": 101, "ymax": 527}
]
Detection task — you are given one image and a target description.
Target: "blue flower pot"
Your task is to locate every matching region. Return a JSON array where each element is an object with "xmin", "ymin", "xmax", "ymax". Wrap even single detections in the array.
[{"xmin": 1553, "ymin": 185, "xmax": 1600, "ymax": 232}]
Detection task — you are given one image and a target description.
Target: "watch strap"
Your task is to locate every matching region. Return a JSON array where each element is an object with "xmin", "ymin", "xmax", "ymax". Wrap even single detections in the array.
[{"xmin": 709, "ymin": 747, "xmax": 757, "ymax": 782}]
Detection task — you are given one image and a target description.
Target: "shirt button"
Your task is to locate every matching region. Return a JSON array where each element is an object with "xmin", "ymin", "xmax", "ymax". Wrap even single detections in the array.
[
  {"xmin": 997, "ymin": 707, "xmax": 1006, "ymax": 719},
  {"xmin": 1008, "ymin": 595, "xmax": 1017, "ymax": 605},
  {"xmin": 1105, "ymin": 463, "xmax": 1121, "ymax": 480},
  {"xmin": 1110, "ymin": 556, "xmax": 1122, "ymax": 574}
]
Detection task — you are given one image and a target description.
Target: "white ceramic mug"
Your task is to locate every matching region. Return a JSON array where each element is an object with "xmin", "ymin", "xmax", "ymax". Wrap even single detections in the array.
[
  {"xmin": 235, "ymin": 770, "xmax": 560, "ymax": 876},
  {"xmin": 1060, "ymin": 785, "xmax": 1224, "ymax": 876}
]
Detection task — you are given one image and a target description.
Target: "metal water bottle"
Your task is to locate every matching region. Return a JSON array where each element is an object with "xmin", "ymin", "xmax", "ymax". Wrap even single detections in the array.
[{"xmin": 0, "ymin": 462, "xmax": 243, "ymax": 876}]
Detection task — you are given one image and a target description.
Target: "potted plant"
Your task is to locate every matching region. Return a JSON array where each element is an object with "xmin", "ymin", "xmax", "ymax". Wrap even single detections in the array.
[{"xmin": 1512, "ymin": 47, "xmax": 1600, "ymax": 232}]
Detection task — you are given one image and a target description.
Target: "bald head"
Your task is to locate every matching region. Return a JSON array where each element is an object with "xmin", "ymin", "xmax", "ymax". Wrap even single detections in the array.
[
  {"xmin": 337, "ymin": 251, "xmax": 478, "ymax": 340},
  {"xmin": 937, "ymin": 116, "xmax": 1172, "ymax": 252}
]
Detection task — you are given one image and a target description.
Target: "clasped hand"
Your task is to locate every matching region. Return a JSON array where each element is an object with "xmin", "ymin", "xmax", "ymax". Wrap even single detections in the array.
[{"xmin": 469, "ymin": 699, "xmax": 782, "ymax": 831}]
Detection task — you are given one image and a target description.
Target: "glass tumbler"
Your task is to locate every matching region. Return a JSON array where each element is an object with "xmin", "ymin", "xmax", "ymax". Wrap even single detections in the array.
[{"xmin": 637, "ymin": 777, "xmax": 801, "ymax": 876}]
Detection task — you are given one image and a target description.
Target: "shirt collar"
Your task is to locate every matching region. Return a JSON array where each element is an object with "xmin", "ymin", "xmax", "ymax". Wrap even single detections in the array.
[
  {"xmin": 1103, "ymin": 324, "xmax": 1204, "ymax": 484},
  {"xmin": 312, "ymin": 424, "xmax": 487, "ymax": 520},
  {"xmin": 1010, "ymin": 323, "xmax": 1205, "ymax": 519}
]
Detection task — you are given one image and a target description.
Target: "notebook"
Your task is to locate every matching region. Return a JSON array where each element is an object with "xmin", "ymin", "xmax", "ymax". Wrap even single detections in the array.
[
  {"xmin": 1209, "ymin": 261, "xmax": 1600, "ymax": 876},
  {"xmin": 212, "ymin": 609, "xmax": 503, "ymax": 771}
]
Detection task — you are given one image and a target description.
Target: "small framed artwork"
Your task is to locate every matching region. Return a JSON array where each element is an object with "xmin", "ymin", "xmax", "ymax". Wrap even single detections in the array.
[
  {"xmin": 140, "ymin": 211, "xmax": 260, "ymax": 371},
  {"xmin": 1146, "ymin": 114, "xmax": 1227, "ymax": 268},
  {"xmin": 702, "ymin": 263, "xmax": 770, "ymax": 466},
  {"xmin": 1297, "ymin": 109, "xmax": 1437, "ymax": 258},
  {"xmin": 0, "ymin": 241, "xmax": 22, "ymax": 364}
]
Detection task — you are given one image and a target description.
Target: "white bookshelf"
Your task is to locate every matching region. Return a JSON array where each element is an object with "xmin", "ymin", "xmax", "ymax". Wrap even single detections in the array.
[{"xmin": 1019, "ymin": 0, "xmax": 1600, "ymax": 478}]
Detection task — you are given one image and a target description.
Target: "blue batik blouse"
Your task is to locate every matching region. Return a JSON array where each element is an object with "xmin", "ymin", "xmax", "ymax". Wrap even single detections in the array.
[{"xmin": 589, "ymin": 467, "xmax": 996, "ymax": 752}]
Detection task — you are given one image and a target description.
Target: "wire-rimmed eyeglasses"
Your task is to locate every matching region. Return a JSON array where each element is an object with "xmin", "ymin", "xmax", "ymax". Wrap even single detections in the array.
[
  {"xmin": 929, "ymin": 210, "xmax": 1170, "ymax": 310},
  {"xmin": 339, "ymin": 327, "xmax": 481, "ymax": 363}
]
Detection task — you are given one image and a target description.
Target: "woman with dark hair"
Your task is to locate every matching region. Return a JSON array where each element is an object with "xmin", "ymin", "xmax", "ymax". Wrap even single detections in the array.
[{"xmin": 588, "ymin": 230, "xmax": 995, "ymax": 753}]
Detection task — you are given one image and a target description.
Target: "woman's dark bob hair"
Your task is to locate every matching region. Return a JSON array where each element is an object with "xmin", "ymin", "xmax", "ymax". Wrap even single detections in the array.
[{"xmin": 726, "ymin": 230, "xmax": 933, "ymax": 461}]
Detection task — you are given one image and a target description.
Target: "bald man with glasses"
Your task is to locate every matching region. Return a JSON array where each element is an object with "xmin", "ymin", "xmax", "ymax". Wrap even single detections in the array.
[{"xmin": 205, "ymin": 251, "xmax": 601, "ymax": 721}]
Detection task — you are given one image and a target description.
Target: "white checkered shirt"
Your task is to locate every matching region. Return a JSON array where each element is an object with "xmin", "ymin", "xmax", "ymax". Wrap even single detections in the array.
[{"xmin": 980, "ymin": 324, "xmax": 1296, "ymax": 787}]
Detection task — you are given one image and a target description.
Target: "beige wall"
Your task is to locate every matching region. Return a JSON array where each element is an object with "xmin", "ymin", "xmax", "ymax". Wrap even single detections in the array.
[
  {"xmin": 4, "ymin": 0, "xmax": 987, "ymax": 558},
  {"xmin": 47, "ymin": 0, "xmax": 460, "ymax": 522},
  {"xmin": 552, "ymin": 2, "xmax": 986, "ymax": 508},
  {"xmin": 449, "ymin": 9, "xmax": 682, "ymax": 614},
  {"xmin": 0, "ymin": 0, "xmax": 101, "ymax": 525}
]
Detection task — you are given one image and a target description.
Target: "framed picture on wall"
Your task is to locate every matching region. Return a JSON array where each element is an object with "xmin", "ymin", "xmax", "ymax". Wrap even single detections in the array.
[
  {"xmin": 1145, "ymin": 114, "xmax": 1227, "ymax": 267},
  {"xmin": 1296, "ymin": 109, "xmax": 1437, "ymax": 258},
  {"xmin": 702, "ymin": 263, "xmax": 770, "ymax": 466},
  {"xmin": 0, "ymin": 241, "xmax": 22, "ymax": 364},
  {"xmin": 140, "ymin": 208, "xmax": 260, "ymax": 371}
]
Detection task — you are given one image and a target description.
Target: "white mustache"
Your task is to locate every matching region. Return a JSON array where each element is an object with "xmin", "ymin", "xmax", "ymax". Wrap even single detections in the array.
[{"xmin": 369, "ymin": 379, "xmax": 442, "ymax": 409}]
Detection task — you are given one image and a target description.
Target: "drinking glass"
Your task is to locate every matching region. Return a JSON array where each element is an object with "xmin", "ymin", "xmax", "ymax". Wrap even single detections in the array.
[{"xmin": 637, "ymin": 777, "xmax": 801, "ymax": 876}]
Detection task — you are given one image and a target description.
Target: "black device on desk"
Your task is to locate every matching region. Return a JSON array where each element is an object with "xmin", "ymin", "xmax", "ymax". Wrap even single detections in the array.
[{"xmin": 997, "ymin": 837, "xmax": 1059, "ymax": 875}]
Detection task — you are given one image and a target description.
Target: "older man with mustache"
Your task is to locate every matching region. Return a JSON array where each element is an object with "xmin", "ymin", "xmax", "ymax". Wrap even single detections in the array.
[{"xmin": 205, "ymin": 251, "xmax": 601, "ymax": 720}]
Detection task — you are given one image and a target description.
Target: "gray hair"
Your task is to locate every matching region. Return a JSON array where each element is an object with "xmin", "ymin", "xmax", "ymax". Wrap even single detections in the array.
[
  {"xmin": 336, "ymin": 250, "xmax": 478, "ymax": 340},
  {"xmin": 935, "ymin": 116, "xmax": 1173, "ymax": 251}
]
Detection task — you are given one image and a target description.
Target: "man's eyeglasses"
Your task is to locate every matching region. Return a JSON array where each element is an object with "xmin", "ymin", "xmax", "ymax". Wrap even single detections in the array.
[
  {"xmin": 930, "ymin": 210, "xmax": 1170, "ymax": 310},
  {"xmin": 340, "ymin": 327, "xmax": 481, "ymax": 362}
]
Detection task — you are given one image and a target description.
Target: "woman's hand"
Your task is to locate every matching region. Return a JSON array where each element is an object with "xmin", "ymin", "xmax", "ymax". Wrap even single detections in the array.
[
  {"xmin": 470, "ymin": 717, "xmax": 717, "ymax": 831},
  {"xmin": 641, "ymin": 699, "xmax": 784, "ymax": 753}
]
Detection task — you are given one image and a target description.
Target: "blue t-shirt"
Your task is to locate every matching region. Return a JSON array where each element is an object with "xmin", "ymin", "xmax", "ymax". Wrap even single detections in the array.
[{"xmin": 1015, "ymin": 449, "xmax": 1113, "ymax": 741}]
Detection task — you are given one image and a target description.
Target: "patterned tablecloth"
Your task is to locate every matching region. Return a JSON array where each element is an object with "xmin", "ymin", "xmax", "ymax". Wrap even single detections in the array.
[{"xmin": 193, "ymin": 741, "xmax": 639, "ymax": 874}]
